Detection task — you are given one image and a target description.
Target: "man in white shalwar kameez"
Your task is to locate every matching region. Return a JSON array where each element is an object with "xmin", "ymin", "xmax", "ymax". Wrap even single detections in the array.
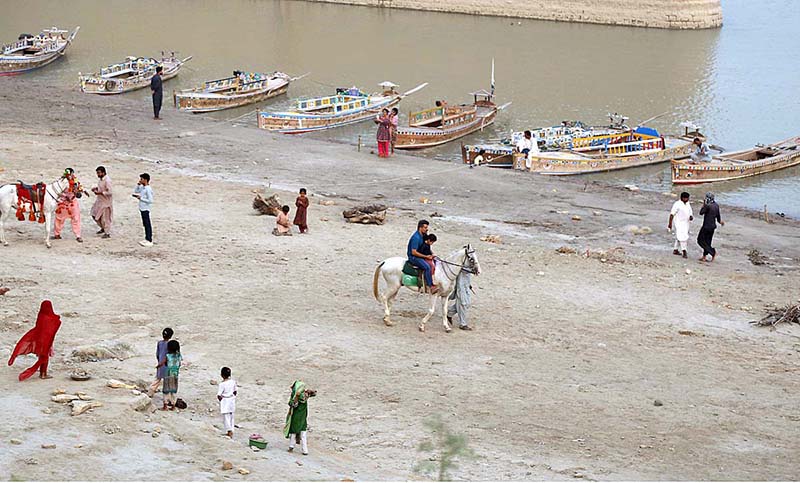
[
  {"xmin": 516, "ymin": 130, "xmax": 539, "ymax": 170},
  {"xmin": 668, "ymin": 192, "xmax": 694, "ymax": 258},
  {"xmin": 447, "ymin": 271, "xmax": 473, "ymax": 331}
]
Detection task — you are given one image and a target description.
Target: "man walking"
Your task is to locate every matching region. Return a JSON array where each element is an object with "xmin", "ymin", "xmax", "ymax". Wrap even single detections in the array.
[
  {"xmin": 447, "ymin": 271, "xmax": 473, "ymax": 331},
  {"xmin": 697, "ymin": 192, "xmax": 724, "ymax": 262},
  {"xmin": 150, "ymin": 66, "xmax": 163, "ymax": 120},
  {"xmin": 407, "ymin": 220, "xmax": 437, "ymax": 293},
  {"xmin": 668, "ymin": 192, "xmax": 693, "ymax": 259},
  {"xmin": 132, "ymin": 173, "xmax": 154, "ymax": 247},
  {"xmin": 90, "ymin": 165, "xmax": 113, "ymax": 238}
]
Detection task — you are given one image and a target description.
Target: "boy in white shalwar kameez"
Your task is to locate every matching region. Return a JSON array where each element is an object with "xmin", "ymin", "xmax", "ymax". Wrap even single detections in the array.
[
  {"xmin": 217, "ymin": 367, "xmax": 237, "ymax": 438},
  {"xmin": 668, "ymin": 192, "xmax": 694, "ymax": 259}
]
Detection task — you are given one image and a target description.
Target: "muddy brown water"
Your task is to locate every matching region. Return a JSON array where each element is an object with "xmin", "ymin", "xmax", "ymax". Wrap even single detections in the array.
[{"xmin": 1, "ymin": 0, "xmax": 799, "ymax": 216}]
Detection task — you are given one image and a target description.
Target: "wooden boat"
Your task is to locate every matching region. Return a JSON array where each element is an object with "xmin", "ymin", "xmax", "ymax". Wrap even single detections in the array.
[
  {"xmin": 394, "ymin": 90, "xmax": 510, "ymax": 149},
  {"xmin": 0, "ymin": 27, "xmax": 80, "ymax": 75},
  {"xmin": 461, "ymin": 119, "xmax": 626, "ymax": 168},
  {"xmin": 257, "ymin": 82, "xmax": 427, "ymax": 134},
  {"xmin": 526, "ymin": 127, "xmax": 695, "ymax": 175},
  {"xmin": 79, "ymin": 53, "xmax": 192, "ymax": 95},
  {"xmin": 672, "ymin": 136, "xmax": 800, "ymax": 184},
  {"xmin": 174, "ymin": 71, "xmax": 305, "ymax": 113}
]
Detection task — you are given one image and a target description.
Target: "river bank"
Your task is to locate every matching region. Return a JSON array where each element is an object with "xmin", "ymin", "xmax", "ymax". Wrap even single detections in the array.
[
  {"xmin": 1, "ymin": 79, "xmax": 799, "ymax": 480},
  {"xmin": 293, "ymin": 0, "xmax": 723, "ymax": 29}
]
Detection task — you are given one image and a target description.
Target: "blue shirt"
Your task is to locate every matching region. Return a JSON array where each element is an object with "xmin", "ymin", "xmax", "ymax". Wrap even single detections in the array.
[
  {"xmin": 135, "ymin": 185, "xmax": 153, "ymax": 212},
  {"xmin": 407, "ymin": 231, "xmax": 424, "ymax": 258}
]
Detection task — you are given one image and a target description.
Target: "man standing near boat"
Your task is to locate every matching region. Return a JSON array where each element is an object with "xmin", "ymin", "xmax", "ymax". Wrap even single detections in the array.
[
  {"xmin": 150, "ymin": 66, "xmax": 163, "ymax": 120},
  {"xmin": 690, "ymin": 137, "xmax": 711, "ymax": 163},
  {"xmin": 697, "ymin": 192, "xmax": 724, "ymax": 262},
  {"xmin": 516, "ymin": 130, "xmax": 539, "ymax": 170},
  {"xmin": 668, "ymin": 192, "xmax": 694, "ymax": 259}
]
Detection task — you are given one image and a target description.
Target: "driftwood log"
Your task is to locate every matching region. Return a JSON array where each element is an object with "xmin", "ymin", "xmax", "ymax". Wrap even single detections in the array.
[
  {"xmin": 253, "ymin": 192, "xmax": 281, "ymax": 216},
  {"xmin": 342, "ymin": 204, "xmax": 387, "ymax": 225}
]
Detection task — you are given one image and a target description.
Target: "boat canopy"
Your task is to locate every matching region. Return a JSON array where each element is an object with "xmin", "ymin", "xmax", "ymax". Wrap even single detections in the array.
[{"xmin": 634, "ymin": 126, "xmax": 660, "ymax": 138}]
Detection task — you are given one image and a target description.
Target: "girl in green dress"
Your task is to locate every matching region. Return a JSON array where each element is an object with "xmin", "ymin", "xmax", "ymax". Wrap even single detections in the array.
[
  {"xmin": 160, "ymin": 340, "xmax": 181, "ymax": 410},
  {"xmin": 284, "ymin": 380, "xmax": 316, "ymax": 455}
]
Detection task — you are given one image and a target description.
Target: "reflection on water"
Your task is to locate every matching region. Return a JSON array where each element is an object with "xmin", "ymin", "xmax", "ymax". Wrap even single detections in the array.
[{"xmin": 1, "ymin": 0, "xmax": 798, "ymax": 215}]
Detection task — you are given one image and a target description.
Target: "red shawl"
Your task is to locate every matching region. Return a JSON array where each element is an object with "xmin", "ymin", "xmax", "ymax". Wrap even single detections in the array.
[{"xmin": 7, "ymin": 300, "xmax": 62, "ymax": 381}]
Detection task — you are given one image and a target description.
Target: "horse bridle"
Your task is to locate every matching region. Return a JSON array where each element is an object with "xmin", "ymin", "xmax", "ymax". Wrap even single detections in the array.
[
  {"xmin": 437, "ymin": 246, "xmax": 478, "ymax": 278},
  {"xmin": 46, "ymin": 177, "xmax": 71, "ymax": 203}
]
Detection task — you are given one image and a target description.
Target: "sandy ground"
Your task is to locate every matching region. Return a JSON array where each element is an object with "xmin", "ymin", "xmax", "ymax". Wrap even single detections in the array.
[{"xmin": 1, "ymin": 78, "xmax": 799, "ymax": 481}]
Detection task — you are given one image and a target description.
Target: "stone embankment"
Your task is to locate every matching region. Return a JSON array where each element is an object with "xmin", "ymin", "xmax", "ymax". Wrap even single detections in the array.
[{"xmin": 297, "ymin": 0, "xmax": 723, "ymax": 29}]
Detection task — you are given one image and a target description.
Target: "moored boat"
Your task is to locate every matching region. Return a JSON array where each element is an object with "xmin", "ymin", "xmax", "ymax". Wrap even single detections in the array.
[
  {"xmin": 461, "ymin": 118, "xmax": 628, "ymax": 168},
  {"xmin": 0, "ymin": 27, "xmax": 80, "ymax": 75},
  {"xmin": 79, "ymin": 53, "xmax": 191, "ymax": 95},
  {"xmin": 527, "ymin": 127, "xmax": 695, "ymax": 175},
  {"xmin": 394, "ymin": 90, "xmax": 510, "ymax": 150},
  {"xmin": 174, "ymin": 71, "xmax": 303, "ymax": 113},
  {"xmin": 257, "ymin": 82, "xmax": 427, "ymax": 134},
  {"xmin": 672, "ymin": 136, "xmax": 800, "ymax": 184}
]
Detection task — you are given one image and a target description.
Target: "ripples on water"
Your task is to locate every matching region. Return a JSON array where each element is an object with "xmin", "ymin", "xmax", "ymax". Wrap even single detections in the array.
[{"xmin": 1, "ymin": 0, "xmax": 798, "ymax": 215}]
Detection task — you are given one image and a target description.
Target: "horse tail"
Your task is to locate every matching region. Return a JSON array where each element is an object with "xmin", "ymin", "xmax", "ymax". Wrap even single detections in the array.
[{"xmin": 372, "ymin": 261, "xmax": 385, "ymax": 301}]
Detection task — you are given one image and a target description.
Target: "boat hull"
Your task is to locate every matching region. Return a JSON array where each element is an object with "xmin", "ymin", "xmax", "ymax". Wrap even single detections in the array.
[
  {"xmin": 258, "ymin": 96, "xmax": 402, "ymax": 134},
  {"xmin": 460, "ymin": 144, "xmax": 514, "ymax": 168},
  {"xmin": 175, "ymin": 76, "xmax": 291, "ymax": 113},
  {"xmin": 0, "ymin": 27, "xmax": 79, "ymax": 75},
  {"xmin": 672, "ymin": 137, "xmax": 800, "ymax": 184},
  {"xmin": 531, "ymin": 138, "xmax": 694, "ymax": 175},
  {"xmin": 395, "ymin": 106, "xmax": 497, "ymax": 149}
]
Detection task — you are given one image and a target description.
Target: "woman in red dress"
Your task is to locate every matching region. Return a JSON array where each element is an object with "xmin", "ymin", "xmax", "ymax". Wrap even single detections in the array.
[{"xmin": 7, "ymin": 300, "xmax": 62, "ymax": 381}]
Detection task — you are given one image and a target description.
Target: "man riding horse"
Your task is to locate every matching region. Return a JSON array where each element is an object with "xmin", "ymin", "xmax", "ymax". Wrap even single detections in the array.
[{"xmin": 407, "ymin": 219, "xmax": 438, "ymax": 294}]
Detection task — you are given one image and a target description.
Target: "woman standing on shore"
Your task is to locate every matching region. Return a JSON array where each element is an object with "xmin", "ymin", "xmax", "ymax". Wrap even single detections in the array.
[
  {"xmin": 375, "ymin": 108, "xmax": 392, "ymax": 158},
  {"xmin": 389, "ymin": 107, "xmax": 399, "ymax": 156}
]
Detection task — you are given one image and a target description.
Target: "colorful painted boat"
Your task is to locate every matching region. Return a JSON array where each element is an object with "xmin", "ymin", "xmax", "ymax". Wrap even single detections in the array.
[
  {"xmin": 394, "ymin": 90, "xmax": 510, "ymax": 149},
  {"xmin": 79, "ymin": 53, "xmax": 192, "ymax": 95},
  {"xmin": 461, "ymin": 119, "xmax": 627, "ymax": 168},
  {"xmin": 174, "ymin": 71, "xmax": 304, "ymax": 113},
  {"xmin": 257, "ymin": 82, "xmax": 427, "ymax": 134},
  {"xmin": 672, "ymin": 136, "xmax": 800, "ymax": 184},
  {"xmin": 0, "ymin": 27, "xmax": 80, "ymax": 76},
  {"xmin": 526, "ymin": 127, "xmax": 695, "ymax": 175}
]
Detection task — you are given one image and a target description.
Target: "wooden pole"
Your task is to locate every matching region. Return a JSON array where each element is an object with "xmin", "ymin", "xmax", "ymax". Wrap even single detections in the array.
[
  {"xmin": 764, "ymin": 204, "xmax": 770, "ymax": 223},
  {"xmin": 357, "ymin": 135, "xmax": 361, "ymax": 152}
]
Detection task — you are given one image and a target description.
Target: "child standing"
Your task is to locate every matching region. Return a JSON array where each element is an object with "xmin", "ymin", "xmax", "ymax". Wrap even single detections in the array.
[
  {"xmin": 293, "ymin": 188, "xmax": 309, "ymax": 234},
  {"xmin": 284, "ymin": 380, "xmax": 316, "ymax": 455},
  {"xmin": 217, "ymin": 367, "xmax": 237, "ymax": 438},
  {"xmin": 148, "ymin": 328, "xmax": 173, "ymax": 397},
  {"xmin": 132, "ymin": 173, "xmax": 154, "ymax": 247},
  {"xmin": 160, "ymin": 340, "xmax": 181, "ymax": 410}
]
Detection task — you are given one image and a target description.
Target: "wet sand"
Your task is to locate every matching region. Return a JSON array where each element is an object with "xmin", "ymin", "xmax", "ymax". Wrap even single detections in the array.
[{"xmin": 1, "ymin": 79, "xmax": 799, "ymax": 480}]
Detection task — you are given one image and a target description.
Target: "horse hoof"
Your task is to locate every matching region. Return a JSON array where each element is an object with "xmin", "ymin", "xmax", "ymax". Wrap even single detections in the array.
[
  {"xmin": 445, "ymin": 327, "xmax": 452, "ymax": 333},
  {"xmin": 418, "ymin": 326, "xmax": 425, "ymax": 332},
  {"xmin": 46, "ymin": 243, "xmax": 52, "ymax": 249},
  {"xmin": 383, "ymin": 319, "xmax": 394, "ymax": 327}
]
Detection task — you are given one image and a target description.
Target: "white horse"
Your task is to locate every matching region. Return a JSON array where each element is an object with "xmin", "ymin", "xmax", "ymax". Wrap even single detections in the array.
[
  {"xmin": 0, "ymin": 177, "xmax": 72, "ymax": 248},
  {"xmin": 372, "ymin": 244, "xmax": 480, "ymax": 332}
]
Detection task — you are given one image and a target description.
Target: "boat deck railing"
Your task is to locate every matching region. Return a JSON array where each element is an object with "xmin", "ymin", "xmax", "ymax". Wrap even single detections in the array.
[{"xmin": 571, "ymin": 134, "xmax": 664, "ymax": 156}]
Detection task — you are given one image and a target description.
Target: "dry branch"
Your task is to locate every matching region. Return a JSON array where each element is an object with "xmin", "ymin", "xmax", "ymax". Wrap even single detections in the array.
[{"xmin": 750, "ymin": 304, "xmax": 800, "ymax": 328}]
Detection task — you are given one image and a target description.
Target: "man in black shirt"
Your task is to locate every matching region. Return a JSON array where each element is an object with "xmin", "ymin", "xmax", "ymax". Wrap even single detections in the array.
[
  {"xmin": 698, "ymin": 192, "xmax": 724, "ymax": 262},
  {"xmin": 150, "ymin": 66, "xmax": 163, "ymax": 120}
]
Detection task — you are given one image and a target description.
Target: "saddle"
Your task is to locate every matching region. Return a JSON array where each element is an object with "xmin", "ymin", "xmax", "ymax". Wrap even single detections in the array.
[
  {"xmin": 402, "ymin": 260, "xmax": 425, "ymax": 289},
  {"xmin": 15, "ymin": 181, "xmax": 47, "ymax": 223}
]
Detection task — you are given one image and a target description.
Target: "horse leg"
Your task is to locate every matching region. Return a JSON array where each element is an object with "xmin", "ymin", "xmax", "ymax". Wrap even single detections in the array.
[
  {"xmin": 0, "ymin": 206, "xmax": 8, "ymax": 246},
  {"xmin": 442, "ymin": 296, "xmax": 452, "ymax": 333},
  {"xmin": 44, "ymin": 209, "xmax": 53, "ymax": 248},
  {"xmin": 419, "ymin": 295, "xmax": 437, "ymax": 332},
  {"xmin": 383, "ymin": 284, "xmax": 401, "ymax": 327}
]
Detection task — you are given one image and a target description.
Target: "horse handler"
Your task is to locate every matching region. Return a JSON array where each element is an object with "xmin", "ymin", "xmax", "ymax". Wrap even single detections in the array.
[
  {"xmin": 447, "ymin": 270, "xmax": 473, "ymax": 331},
  {"xmin": 53, "ymin": 168, "xmax": 86, "ymax": 243}
]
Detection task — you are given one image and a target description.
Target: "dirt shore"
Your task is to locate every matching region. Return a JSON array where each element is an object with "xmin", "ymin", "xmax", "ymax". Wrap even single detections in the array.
[
  {"xmin": 295, "ymin": 0, "xmax": 723, "ymax": 29},
  {"xmin": 1, "ymin": 79, "xmax": 799, "ymax": 480}
]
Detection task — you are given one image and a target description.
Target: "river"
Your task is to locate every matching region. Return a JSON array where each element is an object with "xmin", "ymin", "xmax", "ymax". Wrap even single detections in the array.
[{"xmin": 2, "ymin": 0, "xmax": 798, "ymax": 216}]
